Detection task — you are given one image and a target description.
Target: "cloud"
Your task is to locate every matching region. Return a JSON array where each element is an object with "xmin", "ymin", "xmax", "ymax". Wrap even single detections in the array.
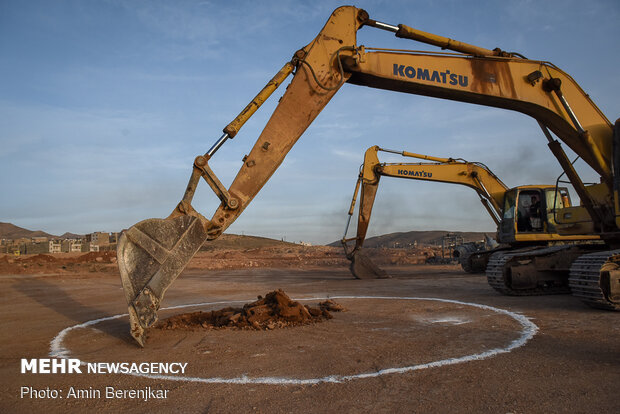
[{"xmin": 331, "ymin": 148, "xmax": 364, "ymax": 163}]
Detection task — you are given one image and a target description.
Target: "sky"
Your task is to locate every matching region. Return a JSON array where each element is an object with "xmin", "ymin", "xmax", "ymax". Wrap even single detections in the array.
[{"xmin": 1, "ymin": 0, "xmax": 619, "ymax": 244}]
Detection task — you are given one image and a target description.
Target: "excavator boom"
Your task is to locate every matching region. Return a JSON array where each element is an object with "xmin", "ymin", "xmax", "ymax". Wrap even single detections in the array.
[{"xmin": 118, "ymin": 6, "xmax": 364, "ymax": 346}]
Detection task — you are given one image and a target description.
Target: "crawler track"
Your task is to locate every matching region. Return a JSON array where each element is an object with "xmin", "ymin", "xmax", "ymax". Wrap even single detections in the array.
[
  {"xmin": 486, "ymin": 246, "xmax": 573, "ymax": 296},
  {"xmin": 569, "ymin": 249, "xmax": 620, "ymax": 310},
  {"xmin": 459, "ymin": 252, "xmax": 473, "ymax": 273}
]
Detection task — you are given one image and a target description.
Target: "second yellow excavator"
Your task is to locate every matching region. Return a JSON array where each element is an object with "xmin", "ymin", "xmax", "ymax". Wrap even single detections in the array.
[{"xmin": 341, "ymin": 146, "xmax": 600, "ymax": 294}]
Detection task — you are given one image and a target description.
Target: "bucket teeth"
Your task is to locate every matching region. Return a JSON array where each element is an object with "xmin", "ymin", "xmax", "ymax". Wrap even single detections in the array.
[{"xmin": 129, "ymin": 307, "xmax": 146, "ymax": 347}]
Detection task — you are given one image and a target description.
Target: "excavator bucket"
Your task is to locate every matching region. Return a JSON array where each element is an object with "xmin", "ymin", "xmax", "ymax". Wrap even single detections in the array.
[
  {"xmin": 117, "ymin": 215, "xmax": 208, "ymax": 346},
  {"xmin": 349, "ymin": 250, "xmax": 390, "ymax": 279}
]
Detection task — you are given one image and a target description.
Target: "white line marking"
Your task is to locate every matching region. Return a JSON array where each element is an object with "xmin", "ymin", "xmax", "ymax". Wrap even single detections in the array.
[{"xmin": 50, "ymin": 296, "xmax": 538, "ymax": 385}]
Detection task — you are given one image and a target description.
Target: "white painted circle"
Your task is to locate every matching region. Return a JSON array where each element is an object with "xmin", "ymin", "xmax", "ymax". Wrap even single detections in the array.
[{"xmin": 50, "ymin": 296, "xmax": 538, "ymax": 385}]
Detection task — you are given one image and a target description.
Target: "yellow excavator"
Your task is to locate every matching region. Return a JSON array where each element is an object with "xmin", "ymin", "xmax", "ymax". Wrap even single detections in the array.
[
  {"xmin": 340, "ymin": 146, "xmax": 599, "ymax": 285},
  {"xmin": 118, "ymin": 6, "xmax": 619, "ymax": 346}
]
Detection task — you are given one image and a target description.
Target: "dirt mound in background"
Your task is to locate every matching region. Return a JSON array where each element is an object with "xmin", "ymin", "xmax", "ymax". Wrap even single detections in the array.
[
  {"xmin": 0, "ymin": 251, "xmax": 118, "ymax": 275},
  {"xmin": 22, "ymin": 253, "xmax": 58, "ymax": 263},
  {"xmin": 73, "ymin": 251, "xmax": 116, "ymax": 263},
  {"xmin": 156, "ymin": 290, "xmax": 346, "ymax": 331},
  {"xmin": 199, "ymin": 233, "xmax": 295, "ymax": 251},
  {"xmin": 187, "ymin": 245, "xmax": 349, "ymax": 271}
]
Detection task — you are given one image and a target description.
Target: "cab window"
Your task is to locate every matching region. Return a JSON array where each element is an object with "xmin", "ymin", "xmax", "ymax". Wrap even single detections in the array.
[
  {"xmin": 545, "ymin": 188, "xmax": 570, "ymax": 232},
  {"xmin": 517, "ymin": 190, "xmax": 543, "ymax": 232}
]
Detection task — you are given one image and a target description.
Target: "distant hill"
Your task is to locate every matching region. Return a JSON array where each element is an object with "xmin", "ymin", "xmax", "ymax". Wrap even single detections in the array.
[
  {"xmin": 330, "ymin": 230, "xmax": 492, "ymax": 248},
  {"xmin": 60, "ymin": 232, "xmax": 84, "ymax": 239},
  {"xmin": 201, "ymin": 233, "xmax": 295, "ymax": 250},
  {"xmin": 0, "ymin": 222, "xmax": 56, "ymax": 239},
  {"xmin": 0, "ymin": 222, "xmax": 300, "ymax": 249}
]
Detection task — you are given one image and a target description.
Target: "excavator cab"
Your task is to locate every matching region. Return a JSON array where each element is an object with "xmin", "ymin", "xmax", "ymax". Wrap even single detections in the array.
[{"xmin": 498, "ymin": 186, "xmax": 571, "ymax": 243}]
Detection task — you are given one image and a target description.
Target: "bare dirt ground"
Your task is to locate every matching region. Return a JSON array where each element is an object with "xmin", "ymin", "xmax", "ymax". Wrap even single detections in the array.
[{"xmin": 1, "ymin": 249, "xmax": 619, "ymax": 413}]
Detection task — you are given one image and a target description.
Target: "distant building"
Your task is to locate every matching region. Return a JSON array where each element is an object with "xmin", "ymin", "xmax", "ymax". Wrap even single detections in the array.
[
  {"xmin": 69, "ymin": 240, "xmax": 82, "ymax": 252},
  {"xmin": 109, "ymin": 232, "xmax": 120, "ymax": 244},
  {"xmin": 0, "ymin": 230, "xmax": 121, "ymax": 255},
  {"xmin": 87, "ymin": 232, "xmax": 110, "ymax": 246},
  {"xmin": 49, "ymin": 240, "xmax": 62, "ymax": 254},
  {"xmin": 20, "ymin": 242, "xmax": 48, "ymax": 255}
]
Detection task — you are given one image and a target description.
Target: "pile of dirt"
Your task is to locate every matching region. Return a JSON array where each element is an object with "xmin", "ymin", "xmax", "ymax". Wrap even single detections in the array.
[{"xmin": 156, "ymin": 290, "xmax": 346, "ymax": 331}]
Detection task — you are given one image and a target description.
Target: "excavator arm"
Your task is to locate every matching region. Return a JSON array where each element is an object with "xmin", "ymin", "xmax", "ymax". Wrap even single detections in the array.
[
  {"xmin": 117, "ymin": 6, "xmax": 617, "ymax": 345},
  {"xmin": 118, "ymin": 6, "xmax": 365, "ymax": 346},
  {"xmin": 341, "ymin": 146, "xmax": 508, "ymax": 265}
]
